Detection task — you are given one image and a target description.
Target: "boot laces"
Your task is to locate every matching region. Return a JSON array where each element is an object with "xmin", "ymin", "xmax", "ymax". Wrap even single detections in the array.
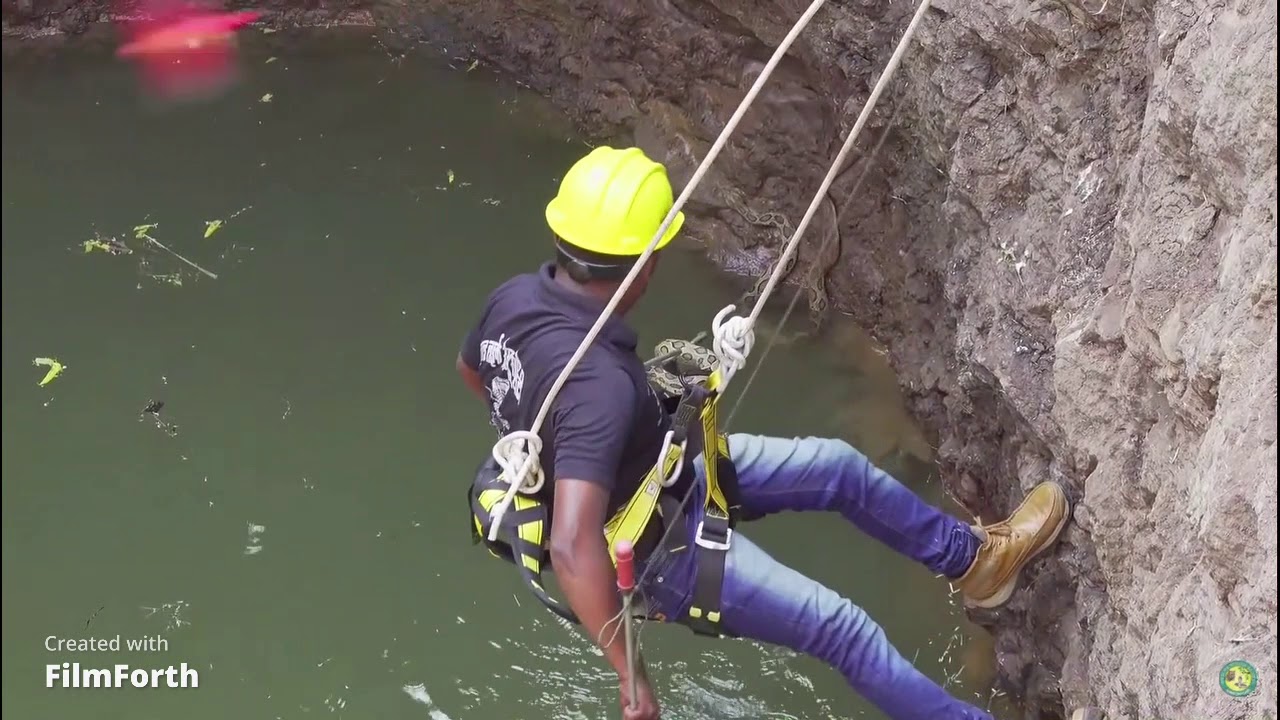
[{"xmin": 977, "ymin": 519, "xmax": 1017, "ymax": 549}]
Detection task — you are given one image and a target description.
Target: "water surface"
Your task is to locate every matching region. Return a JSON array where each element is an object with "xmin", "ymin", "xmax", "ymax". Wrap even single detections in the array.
[{"xmin": 1, "ymin": 28, "xmax": 1000, "ymax": 719}]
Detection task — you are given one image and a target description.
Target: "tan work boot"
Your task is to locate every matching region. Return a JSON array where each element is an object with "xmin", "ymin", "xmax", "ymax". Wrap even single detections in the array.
[
  {"xmin": 954, "ymin": 481, "xmax": 1070, "ymax": 608},
  {"xmin": 1069, "ymin": 708, "xmax": 1104, "ymax": 720}
]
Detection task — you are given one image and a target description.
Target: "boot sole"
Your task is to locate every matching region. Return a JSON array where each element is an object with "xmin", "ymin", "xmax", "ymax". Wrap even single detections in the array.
[{"xmin": 968, "ymin": 485, "xmax": 1071, "ymax": 609}]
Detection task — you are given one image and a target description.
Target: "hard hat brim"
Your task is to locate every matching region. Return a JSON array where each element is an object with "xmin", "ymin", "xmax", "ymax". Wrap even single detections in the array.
[{"xmin": 546, "ymin": 203, "xmax": 684, "ymax": 257}]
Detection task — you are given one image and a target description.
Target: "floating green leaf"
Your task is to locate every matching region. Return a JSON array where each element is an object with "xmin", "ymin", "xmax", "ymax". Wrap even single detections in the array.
[
  {"xmin": 260, "ymin": 93, "xmax": 273, "ymax": 103},
  {"xmin": 265, "ymin": 56, "xmax": 278, "ymax": 64},
  {"xmin": 202, "ymin": 206, "xmax": 251, "ymax": 240},
  {"xmin": 133, "ymin": 223, "xmax": 158, "ymax": 240},
  {"xmin": 32, "ymin": 357, "xmax": 65, "ymax": 387},
  {"xmin": 466, "ymin": 59, "xmax": 479, "ymax": 72},
  {"xmin": 83, "ymin": 239, "xmax": 112, "ymax": 253},
  {"xmin": 447, "ymin": 169, "xmax": 455, "ymax": 185}
]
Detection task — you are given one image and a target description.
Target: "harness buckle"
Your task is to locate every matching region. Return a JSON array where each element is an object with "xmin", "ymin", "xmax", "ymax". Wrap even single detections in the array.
[
  {"xmin": 669, "ymin": 396, "xmax": 699, "ymax": 445},
  {"xmin": 694, "ymin": 519, "xmax": 732, "ymax": 551}
]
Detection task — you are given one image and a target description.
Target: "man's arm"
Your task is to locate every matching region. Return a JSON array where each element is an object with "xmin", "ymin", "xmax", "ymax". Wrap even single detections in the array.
[
  {"xmin": 457, "ymin": 353, "xmax": 486, "ymax": 402},
  {"xmin": 550, "ymin": 479, "xmax": 632, "ymax": 675},
  {"xmin": 548, "ymin": 370, "xmax": 639, "ymax": 679}
]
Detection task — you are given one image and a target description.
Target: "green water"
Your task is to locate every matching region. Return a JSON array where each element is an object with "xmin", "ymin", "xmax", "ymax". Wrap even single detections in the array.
[{"xmin": 1, "ymin": 29, "xmax": 1000, "ymax": 720}]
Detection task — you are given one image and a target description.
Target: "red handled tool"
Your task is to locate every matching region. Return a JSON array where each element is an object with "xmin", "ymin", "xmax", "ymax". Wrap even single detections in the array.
[{"xmin": 614, "ymin": 539, "xmax": 638, "ymax": 711}]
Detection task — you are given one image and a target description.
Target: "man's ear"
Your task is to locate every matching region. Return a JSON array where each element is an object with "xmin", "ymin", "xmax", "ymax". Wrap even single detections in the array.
[{"xmin": 642, "ymin": 253, "xmax": 660, "ymax": 279}]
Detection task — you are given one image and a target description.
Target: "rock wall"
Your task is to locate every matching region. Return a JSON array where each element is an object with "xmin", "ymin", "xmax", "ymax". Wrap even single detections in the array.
[{"xmin": 4, "ymin": 0, "xmax": 1276, "ymax": 717}]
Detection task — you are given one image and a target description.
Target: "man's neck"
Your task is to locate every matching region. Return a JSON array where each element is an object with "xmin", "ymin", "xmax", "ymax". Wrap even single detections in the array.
[{"xmin": 554, "ymin": 266, "xmax": 618, "ymax": 303}]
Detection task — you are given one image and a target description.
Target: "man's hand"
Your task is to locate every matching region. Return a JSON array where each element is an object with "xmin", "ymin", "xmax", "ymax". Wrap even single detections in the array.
[{"xmin": 620, "ymin": 666, "xmax": 661, "ymax": 720}]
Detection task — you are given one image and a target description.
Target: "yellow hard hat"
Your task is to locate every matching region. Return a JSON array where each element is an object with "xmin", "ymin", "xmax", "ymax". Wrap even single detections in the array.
[{"xmin": 545, "ymin": 146, "xmax": 685, "ymax": 258}]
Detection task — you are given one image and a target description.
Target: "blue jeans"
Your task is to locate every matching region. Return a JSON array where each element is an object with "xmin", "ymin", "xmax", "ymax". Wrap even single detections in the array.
[{"xmin": 639, "ymin": 434, "xmax": 991, "ymax": 720}]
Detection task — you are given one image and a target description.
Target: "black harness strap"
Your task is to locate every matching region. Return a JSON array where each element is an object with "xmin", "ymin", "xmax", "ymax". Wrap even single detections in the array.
[
  {"xmin": 686, "ymin": 508, "xmax": 731, "ymax": 636},
  {"xmin": 662, "ymin": 380, "xmax": 741, "ymax": 639}
]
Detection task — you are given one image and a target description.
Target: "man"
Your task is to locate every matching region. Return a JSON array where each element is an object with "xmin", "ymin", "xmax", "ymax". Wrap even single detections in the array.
[{"xmin": 458, "ymin": 145, "xmax": 1103, "ymax": 720}]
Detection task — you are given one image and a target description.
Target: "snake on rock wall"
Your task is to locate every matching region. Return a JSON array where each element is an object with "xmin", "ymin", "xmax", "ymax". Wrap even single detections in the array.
[{"xmin": 727, "ymin": 187, "xmax": 844, "ymax": 338}]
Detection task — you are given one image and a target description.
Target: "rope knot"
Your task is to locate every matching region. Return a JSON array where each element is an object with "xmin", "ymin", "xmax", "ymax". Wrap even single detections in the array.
[
  {"xmin": 486, "ymin": 430, "xmax": 546, "ymax": 542},
  {"xmin": 712, "ymin": 305, "xmax": 756, "ymax": 382},
  {"xmin": 492, "ymin": 430, "xmax": 545, "ymax": 493}
]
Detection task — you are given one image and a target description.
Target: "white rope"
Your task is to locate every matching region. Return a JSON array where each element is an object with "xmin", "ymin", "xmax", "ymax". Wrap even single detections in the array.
[
  {"xmin": 485, "ymin": 0, "xmax": 833, "ymax": 539},
  {"xmin": 491, "ymin": 430, "xmax": 545, "ymax": 494},
  {"xmin": 711, "ymin": 305, "xmax": 755, "ymax": 384},
  {"xmin": 711, "ymin": 0, "xmax": 936, "ymax": 393}
]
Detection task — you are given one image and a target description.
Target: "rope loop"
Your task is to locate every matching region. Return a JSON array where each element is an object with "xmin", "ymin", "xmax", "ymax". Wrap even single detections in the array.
[
  {"xmin": 486, "ymin": 430, "xmax": 546, "ymax": 542},
  {"xmin": 712, "ymin": 305, "xmax": 756, "ymax": 385}
]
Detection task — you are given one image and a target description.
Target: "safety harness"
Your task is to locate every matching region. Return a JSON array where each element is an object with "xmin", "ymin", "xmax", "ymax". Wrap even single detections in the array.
[{"xmin": 468, "ymin": 338, "xmax": 740, "ymax": 638}]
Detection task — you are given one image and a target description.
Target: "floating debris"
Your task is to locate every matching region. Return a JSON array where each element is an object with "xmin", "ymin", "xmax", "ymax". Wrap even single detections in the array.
[
  {"xmin": 134, "ymin": 223, "xmax": 219, "ymax": 280},
  {"xmin": 265, "ymin": 56, "xmax": 277, "ymax": 64},
  {"xmin": 244, "ymin": 522, "xmax": 266, "ymax": 555},
  {"xmin": 204, "ymin": 206, "xmax": 252, "ymax": 239},
  {"xmin": 83, "ymin": 233, "xmax": 133, "ymax": 255},
  {"xmin": 81, "ymin": 219, "xmax": 228, "ymax": 286},
  {"xmin": 150, "ymin": 272, "xmax": 183, "ymax": 287},
  {"xmin": 140, "ymin": 600, "xmax": 190, "ymax": 632},
  {"xmin": 84, "ymin": 605, "xmax": 106, "ymax": 629},
  {"xmin": 466, "ymin": 59, "xmax": 479, "ymax": 72},
  {"xmin": 447, "ymin": 169, "xmax": 455, "ymax": 185},
  {"xmin": 259, "ymin": 93, "xmax": 273, "ymax": 103},
  {"xmin": 403, "ymin": 683, "xmax": 454, "ymax": 719},
  {"xmin": 32, "ymin": 357, "xmax": 65, "ymax": 387},
  {"xmin": 140, "ymin": 399, "xmax": 179, "ymax": 437}
]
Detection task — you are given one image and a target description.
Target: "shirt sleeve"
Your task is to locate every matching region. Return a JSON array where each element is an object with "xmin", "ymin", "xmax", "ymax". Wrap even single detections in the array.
[{"xmin": 552, "ymin": 367, "xmax": 636, "ymax": 489}]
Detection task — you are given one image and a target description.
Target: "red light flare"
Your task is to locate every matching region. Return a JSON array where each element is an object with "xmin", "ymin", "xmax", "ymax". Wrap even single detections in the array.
[{"xmin": 114, "ymin": 0, "xmax": 261, "ymax": 103}]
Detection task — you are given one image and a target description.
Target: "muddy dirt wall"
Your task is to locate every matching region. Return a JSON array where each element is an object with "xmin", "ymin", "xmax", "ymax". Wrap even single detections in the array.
[{"xmin": 4, "ymin": 1, "xmax": 1277, "ymax": 718}]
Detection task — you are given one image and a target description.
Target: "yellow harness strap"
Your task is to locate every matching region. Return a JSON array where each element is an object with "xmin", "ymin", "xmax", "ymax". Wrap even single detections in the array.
[{"xmin": 603, "ymin": 442, "xmax": 686, "ymax": 563}]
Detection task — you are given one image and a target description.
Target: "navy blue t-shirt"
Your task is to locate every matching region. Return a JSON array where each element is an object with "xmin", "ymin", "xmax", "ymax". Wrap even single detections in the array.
[{"xmin": 460, "ymin": 263, "xmax": 688, "ymax": 513}]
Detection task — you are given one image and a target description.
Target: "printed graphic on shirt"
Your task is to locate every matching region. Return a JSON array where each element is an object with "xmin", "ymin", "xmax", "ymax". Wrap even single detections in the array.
[{"xmin": 478, "ymin": 334, "xmax": 524, "ymax": 433}]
